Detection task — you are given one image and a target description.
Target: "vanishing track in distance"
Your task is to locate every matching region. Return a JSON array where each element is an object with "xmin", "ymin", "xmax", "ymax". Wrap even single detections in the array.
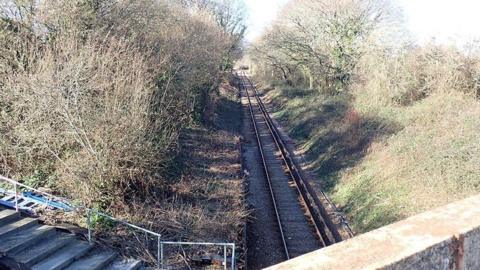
[{"xmin": 239, "ymin": 71, "xmax": 344, "ymax": 261}]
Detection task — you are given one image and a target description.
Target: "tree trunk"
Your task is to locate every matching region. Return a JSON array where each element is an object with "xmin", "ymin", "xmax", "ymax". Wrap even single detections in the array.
[{"xmin": 202, "ymin": 79, "xmax": 220, "ymax": 125}]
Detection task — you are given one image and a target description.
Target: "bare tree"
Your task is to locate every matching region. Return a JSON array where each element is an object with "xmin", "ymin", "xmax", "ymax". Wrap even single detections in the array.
[
  {"xmin": 252, "ymin": 0, "xmax": 390, "ymax": 94},
  {"xmin": 0, "ymin": 0, "xmax": 241, "ymax": 210}
]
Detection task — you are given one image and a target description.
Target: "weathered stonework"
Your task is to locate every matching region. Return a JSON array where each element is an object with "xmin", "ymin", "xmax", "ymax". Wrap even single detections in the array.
[{"xmin": 266, "ymin": 195, "xmax": 480, "ymax": 270}]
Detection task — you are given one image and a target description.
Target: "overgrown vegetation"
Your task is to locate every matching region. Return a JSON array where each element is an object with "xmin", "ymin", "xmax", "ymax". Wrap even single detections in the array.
[
  {"xmin": 0, "ymin": 0, "xmax": 246, "ymax": 252},
  {"xmin": 249, "ymin": 0, "xmax": 480, "ymax": 233}
]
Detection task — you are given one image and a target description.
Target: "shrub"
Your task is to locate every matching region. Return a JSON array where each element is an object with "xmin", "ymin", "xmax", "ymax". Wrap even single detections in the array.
[
  {"xmin": 251, "ymin": 0, "xmax": 480, "ymax": 234},
  {"xmin": 0, "ymin": 0, "xmax": 244, "ymax": 214}
]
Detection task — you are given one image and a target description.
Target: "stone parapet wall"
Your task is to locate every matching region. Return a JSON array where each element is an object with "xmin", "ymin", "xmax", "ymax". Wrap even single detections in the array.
[{"xmin": 267, "ymin": 195, "xmax": 480, "ymax": 270}]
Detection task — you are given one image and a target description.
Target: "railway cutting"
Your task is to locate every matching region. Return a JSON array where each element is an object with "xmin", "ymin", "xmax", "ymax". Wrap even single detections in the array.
[{"xmin": 239, "ymin": 71, "xmax": 348, "ymax": 269}]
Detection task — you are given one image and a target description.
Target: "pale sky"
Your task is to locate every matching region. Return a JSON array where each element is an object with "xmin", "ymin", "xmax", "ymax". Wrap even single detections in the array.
[
  {"xmin": 243, "ymin": 0, "xmax": 289, "ymax": 42},
  {"xmin": 244, "ymin": 0, "xmax": 480, "ymax": 45},
  {"xmin": 400, "ymin": 0, "xmax": 480, "ymax": 45}
]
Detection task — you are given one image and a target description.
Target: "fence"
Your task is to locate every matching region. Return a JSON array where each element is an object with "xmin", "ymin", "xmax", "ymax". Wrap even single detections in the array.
[
  {"xmin": 160, "ymin": 241, "xmax": 235, "ymax": 270},
  {"xmin": 0, "ymin": 175, "xmax": 236, "ymax": 269}
]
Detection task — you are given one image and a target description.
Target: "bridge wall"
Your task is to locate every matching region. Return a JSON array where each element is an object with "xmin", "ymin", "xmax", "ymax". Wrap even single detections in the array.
[{"xmin": 267, "ymin": 194, "xmax": 480, "ymax": 270}]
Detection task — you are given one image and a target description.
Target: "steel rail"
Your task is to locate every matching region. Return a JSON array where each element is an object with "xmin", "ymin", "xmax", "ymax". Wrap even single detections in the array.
[
  {"xmin": 239, "ymin": 74, "xmax": 290, "ymax": 260},
  {"xmin": 241, "ymin": 73, "xmax": 328, "ymax": 245},
  {"xmin": 244, "ymin": 77, "xmax": 330, "ymax": 247},
  {"xmin": 242, "ymin": 72, "xmax": 343, "ymax": 246}
]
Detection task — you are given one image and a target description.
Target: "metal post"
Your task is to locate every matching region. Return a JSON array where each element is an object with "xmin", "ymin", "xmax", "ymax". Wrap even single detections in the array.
[
  {"xmin": 14, "ymin": 183, "xmax": 18, "ymax": 212},
  {"xmin": 231, "ymin": 244, "xmax": 235, "ymax": 270},
  {"xmin": 145, "ymin": 232, "xmax": 149, "ymax": 248},
  {"xmin": 46, "ymin": 197, "xmax": 52, "ymax": 210},
  {"xmin": 160, "ymin": 241, "xmax": 164, "ymax": 270},
  {"xmin": 87, "ymin": 209, "xmax": 92, "ymax": 243},
  {"xmin": 232, "ymin": 243, "xmax": 236, "ymax": 270},
  {"xmin": 224, "ymin": 245, "xmax": 227, "ymax": 270}
]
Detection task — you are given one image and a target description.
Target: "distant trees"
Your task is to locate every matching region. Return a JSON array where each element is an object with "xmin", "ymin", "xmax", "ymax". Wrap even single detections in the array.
[
  {"xmin": 172, "ymin": 0, "xmax": 247, "ymax": 122},
  {"xmin": 253, "ymin": 0, "xmax": 480, "ymax": 101},
  {"xmin": 0, "ymin": 0, "xmax": 245, "ymax": 212},
  {"xmin": 252, "ymin": 0, "xmax": 389, "ymax": 94},
  {"xmin": 181, "ymin": 0, "xmax": 247, "ymax": 69},
  {"xmin": 249, "ymin": 0, "xmax": 480, "ymax": 236}
]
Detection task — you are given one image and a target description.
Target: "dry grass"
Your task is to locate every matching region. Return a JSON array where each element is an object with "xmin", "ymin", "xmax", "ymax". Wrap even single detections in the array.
[
  {"xmin": 0, "ymin": 0, "xmax": 246, "ymax": 264},
  {"xmin": 5, "ymin": 63, "xmax": 247, "ymax": 266},
  {"xmin": 249, "ymin": 0, "xmax": 480, "ymax": 234},
  {"xmin": 0, "ymin": 0, "xmax": 240, "ymax": 208},
  {"xmin": 259, "ymin": 46, "xmax": 480, "ymax": 233},
  {"xmin": 337, "ymin": 90, "xmax": 480, "ymax": 232}
]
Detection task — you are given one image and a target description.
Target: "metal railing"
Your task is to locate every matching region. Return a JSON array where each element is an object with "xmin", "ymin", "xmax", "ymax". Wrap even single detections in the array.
[
  {"xmin": 0, "ymin": 175, "xmax": 162, "ymax": 266},
  {"xmin": 160, "ymin": 241, "xmax": 235, "ymax": 270},
  {"xmin": 0, "ymin": 175, "xmax": 236, "ymax": 269}
]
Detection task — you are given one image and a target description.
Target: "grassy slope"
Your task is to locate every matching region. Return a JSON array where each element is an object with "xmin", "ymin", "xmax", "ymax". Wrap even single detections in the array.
[{"xmin": 264, "ymin": 85, "xmax": 480, "ymax": 233}]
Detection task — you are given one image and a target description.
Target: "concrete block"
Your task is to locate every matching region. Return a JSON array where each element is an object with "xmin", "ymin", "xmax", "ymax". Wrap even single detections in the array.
[
  {"xmin": 266, "ymin": 194, "xmax": 480, "ymax": 270},
  {"xmin": 462, "ymin": 226, "xmax": 480, "ymax": 269}
]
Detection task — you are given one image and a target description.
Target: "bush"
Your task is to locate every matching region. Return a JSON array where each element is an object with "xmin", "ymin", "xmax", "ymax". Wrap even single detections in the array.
[
  {"xmin": 251, "ymin": 0, "xmax": 480, "ymax": 234},
  {"xmin": 355, "ymin": 44, "xmax": 480, "ymax": 107},
  {"xmin": 0, "ymin": 0, "xmax": 244, "ymax": 214}
]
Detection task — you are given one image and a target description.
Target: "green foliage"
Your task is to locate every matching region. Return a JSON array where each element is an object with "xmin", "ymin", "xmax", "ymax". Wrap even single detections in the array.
[
  {"xmin": 261, "ymin": 47, "xmax": 480, "ymax": 234},
  {"xmin": 250, "ymin": 0, "xmax": 480, "ymax": 234},
  {"xmin": 88, "ymin": 210, "xmax": 116, "ymax": 230},
  {"xmin": 22, "ymin": 169, "xmax": 52, "ymax": 189}
]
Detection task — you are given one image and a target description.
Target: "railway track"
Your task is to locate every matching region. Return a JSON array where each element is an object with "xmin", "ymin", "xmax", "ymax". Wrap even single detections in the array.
[{"xmin": 239, "ymin": 71, "xmax": 344, "ymax": 260}]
